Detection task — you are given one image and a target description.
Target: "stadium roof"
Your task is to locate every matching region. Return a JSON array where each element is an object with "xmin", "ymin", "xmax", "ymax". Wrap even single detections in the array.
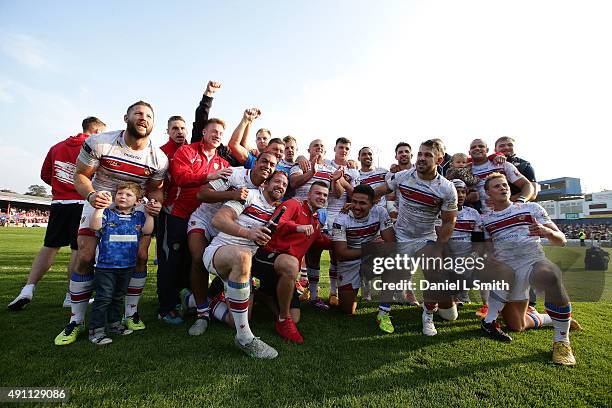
[{"xmin": 0, "ymin": 192, "xmax": 51, "ymax": 206}]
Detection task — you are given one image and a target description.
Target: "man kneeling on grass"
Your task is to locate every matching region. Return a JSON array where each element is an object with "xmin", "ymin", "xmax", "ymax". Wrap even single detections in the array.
[
  {"xmin": 88, "ymin": 182, "xmax": 154, "ymax": 345},
  {"xmin": 480, "ymin": 172, "xmax": 581, "ymax": 366},
  {"xmin": 252, "ymin": 181, "xmax": 332, "ymax": 344},
  {"xmin": 332, "ymin": 184, "xmax": 395, "ymax": 320}
]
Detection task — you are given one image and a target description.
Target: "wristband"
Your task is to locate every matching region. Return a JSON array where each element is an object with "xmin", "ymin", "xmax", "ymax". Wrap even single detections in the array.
[
  {"xmin": 86, "ymin": 191, "xmax": 96, "ymax": 204},
  {"xmin": 516, "ymin": 196, "xmax": 527, "ymax": 203}
]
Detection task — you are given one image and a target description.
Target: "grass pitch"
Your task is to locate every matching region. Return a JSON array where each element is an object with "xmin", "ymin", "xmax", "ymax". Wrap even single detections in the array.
[{"xmin": 1, "ymin": 228, "xmax": 611, "ymax": 407}]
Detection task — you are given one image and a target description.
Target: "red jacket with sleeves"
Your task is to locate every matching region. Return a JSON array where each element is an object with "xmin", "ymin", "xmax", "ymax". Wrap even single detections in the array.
[
  {"xmin": 160, "ymin": 139, "xmax": 185, "ymax": 160},
  {"xmin": 263, "ymin": 198, "xmax": 332, "ymax": 259},
  {"xmin": 164, "ymin": 141, "xmax": 229, "ymax": 219},
  {"xmin": 41, "ymin": 133, "xmax": 89, "ymax": 201}
]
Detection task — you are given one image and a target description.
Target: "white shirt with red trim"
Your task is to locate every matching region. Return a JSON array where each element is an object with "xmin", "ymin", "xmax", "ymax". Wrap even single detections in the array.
[
  {"xmin": 471, "ymin": 161, "xmax": 522, "ymax": 208},
  {"xmin": 208, "ymin": 189, "xmax": 277, "ymax": 253},
  {"xmin": 78, "ymin": 130, "xmax": 168, "ymax": 195},
  {"xmin": 290, "ymin": 162, "xmax": 336, "ymax": 201},
  {"xmin": 192, "ymin": 167, "xmax": 259, "ymax": 222},
  {"xmin": 386, "ymin": 167, "xmax": 457, "ymax": 242},
  {"xmin": 482, "ymin": 202, "xmax": 551, "ymax": 264},
  {"xmin": 332, "ymin": 205, "xmax": 394, "ymax": 272}
]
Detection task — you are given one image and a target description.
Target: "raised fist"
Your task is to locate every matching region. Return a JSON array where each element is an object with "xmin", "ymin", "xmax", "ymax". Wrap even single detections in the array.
[
  {"xmin": 244, "ymin": 108, "xmax": 262, "ymax": 122},
  {"xmin": 205, "ymin": 81, "xmax": 221, "ymax": 97}
]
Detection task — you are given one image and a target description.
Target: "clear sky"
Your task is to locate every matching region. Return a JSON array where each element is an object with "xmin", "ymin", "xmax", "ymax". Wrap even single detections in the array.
[{"xmin": 1, "ymin": 0, "xmax": 611, "ymax": 194}]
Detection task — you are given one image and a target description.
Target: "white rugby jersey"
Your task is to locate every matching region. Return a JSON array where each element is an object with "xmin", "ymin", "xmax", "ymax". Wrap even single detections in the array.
[
  {"xmin": 192, "ymin": 166, "xmax": 259, "ymax": 221},
  {"xmin": 482, "ymin": 202, "xmax": 551, "ymax": 263},
  {"xmin": 78, "ymin": 130, "xmax": 168, "ymax": 194},
  {"xmin": 290, "ymin": 161, "xmax": 335, "ymax": 201},
  {"xmin": 449, "ymin": 205, "xmax": 483, "ymax": 256},
  {"xmin": 471, "ymin": 161, "xmax": 522, "ymax": 208},
  {"xmin": 386, "ymin": 167, "xmax": 457, "ymax": 242},
  {"xmin": 359, "ymin": 167, "xmax": 389, "ymax": 208},
  {"xmin": 332, "ymin": 205, "xmax": 394, "ymax": 270},
  {"xmin": 326, "ymin": 160, "xmax": 360, "ymax": 214},
  {"xmin": 209, "ymin": 189, "xmax": 277, "ymax": 253},
  {"xmin": 451, "ymin": 206, "xmax": 483, "ymax": 242}
]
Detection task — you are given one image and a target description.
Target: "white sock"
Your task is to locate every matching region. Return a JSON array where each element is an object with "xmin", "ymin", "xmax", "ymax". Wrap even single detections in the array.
[
  {"xmin": 329, "ymin": 263, "xmax": 338, "ymax": 295},
  {"xmin": 227, "ymin": 280, "xmax": 254, "ymax": 345},
  {"xmin": 69, "ymin": 272, "xmax": 94, "ymax": 324},
  {"xmin": 124, "ymin": 270, "xmax": 147, "ymax": 317},
  {"xmin": 484, "ymin": 292, "xmax": 506, "ymax": 324},
  {"xmin": 212, "ymin": 300, "xmax": 229, "ymax": 322},
  {"xmin": 307, "ymin": 268, "xmax": 320, "ymax": 300},
  {"xmin": 21, "ymin": 283, "xmax": 35, "ymax": 298},
  {"xmin": 545, "ymin": 302, "xmax": 571, "ymax": 343},
  {"xmin": 187, "ymin": 292, "xmax": 197, "ymax": 309}
]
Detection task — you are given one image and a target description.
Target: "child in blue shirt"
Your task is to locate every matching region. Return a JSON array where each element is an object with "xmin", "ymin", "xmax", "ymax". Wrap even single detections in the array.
[{"xmin": 88, "ymin": 182, "xmax": 154, "ymax": 345}]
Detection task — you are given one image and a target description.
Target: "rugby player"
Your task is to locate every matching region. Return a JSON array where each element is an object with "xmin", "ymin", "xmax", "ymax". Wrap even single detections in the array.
[
  {"xmin": 374, "ymin": 140, "xmax": 457, "ymax": 335},
  {"xmin": 54, "ymin": 101, "xmax": 168, "ymax": 345},
  {"xmin": 447, "ymin": 179, "xmax": 486, "ymax": 306},
  {"xmin": 332, "ymin": 184, "xmax": 395, "ymax": 321},
  {"xmin": 469, "ymin": 139, "xmax": 534, "ymax": 209},
  {"xmin": 325, "ymin": 137, "xmax": 360, "ymax": 306},
  {"xmin": 185, "ymin": 152, "xmax": 277, "ymax": 335},
  {"xmin": 8, "ymin": 117, "xmax": 106, "ymax": 311},
  {"xmin": 480, "ymin": 172, "xmax": 580, "ymax": 366},
  {"xmin": 494, "ymin": 136, "xmax": 541, "ymax": 308},
  {"xmin": 290, "ymin": 139, "xmax": 344, "ymax": 309},
  {"xmin": 203, "ymin": 171, "xmax": 288, "ymax": 358}
]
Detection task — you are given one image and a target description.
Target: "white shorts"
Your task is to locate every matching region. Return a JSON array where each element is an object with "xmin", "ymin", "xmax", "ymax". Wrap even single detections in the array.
[
  {"xmin": 396, "ymin": 239, "xmax": 428, "ymax": 258},
  {"xmin": 187, "ymin": 207, "xmax": 218, "ymax": 241},
  {"xmin": 77, "ymin": 201, "xmax": 98, "ymax": 236},
  {"xmin": 338, "ymin": 260, "xmax": 361, "ymax": 290},
  {"xmin": 326, "ymin": 211, "xmax": 340, "ymax": 233},
  {"xmin": 202, "ymin": 244, "xmax": 223, "ymax": 280},
  {"xmin": 498, "ymin": 256, "xmax": 547, "ymax": 302}
]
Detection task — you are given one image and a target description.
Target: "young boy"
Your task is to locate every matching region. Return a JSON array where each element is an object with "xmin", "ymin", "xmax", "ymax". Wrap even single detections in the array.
[{"xmin": 88, "ymin": 182, "xmax": 154, "ymax": 345}]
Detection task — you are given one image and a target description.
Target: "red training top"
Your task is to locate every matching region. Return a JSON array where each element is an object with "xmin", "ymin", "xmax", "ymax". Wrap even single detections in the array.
[
  {"xmin": 264, "ymin": 198, "xmax": 332, "ymax": 259},
  {"xmin": 41, "ymin": 133, "xmax": 89, "ymax": 201},
  {"xmin": 160, "ymin": 138, "xmax": 185, "ymax": 160},
  {"xmin": 164, "ymin": 142, "xmax": 229, "ymax": 219}
]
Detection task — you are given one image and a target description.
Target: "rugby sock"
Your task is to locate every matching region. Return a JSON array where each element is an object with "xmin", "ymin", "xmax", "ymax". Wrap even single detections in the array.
[
  {"xmin": 124, "ymin": 270, "xmax": 147, "ymax": 317},
  {"xmin": 484, "ymin": 291, "xmax": 506, "ymax": 324},
  {"xmin": 21, "ymin": 283, "xmax": 35, "ymax": 298},
  {"xmin": 526, "ymin": 310, "xmax": 552, "ymax": 329},
  {"xmin": 329, "ymin": 263, "xmax": 338, "ymax": 296},
  {"xmin": 480, "ymin": 289, "xmax": 489, "ymax": 304},
  {"xmin": 308, "ymin": 267, "xmax": 320, "ymax": 300},
  {"xmin": 378, "ymin": 303, "xmax": 391, "ymax": 316},
  {"xmin": 212, "ymin": 300, "xmax": 229, "ymax": 323},
  {"xmin": 300, "ymin": 267, "xmax": 308, "ymax": 280},
  {"xmin": 424, "ymin": 302, "xmax": 438, "ymax": 314},
  {"xmin": 545, "ymin": 302, "xmax": 571, "ymax": 343},
  {"xmin": 227, "ymin": 280, "xmax": 254, "ymax": 345},
  {"xmin": 196, "ymin": 300, "xmax": 210, "ymax": 318},
  {"xmin": 69, "ymin": 272, "xmax": 94, "ymax": 324},
  {"xmin": 186, "ymin": 292, "xmax": 197, "ymax": 309}
]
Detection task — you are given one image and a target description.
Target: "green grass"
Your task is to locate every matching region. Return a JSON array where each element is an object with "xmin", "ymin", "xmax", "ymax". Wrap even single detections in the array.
[{"xmin": 1, "ymin": 228, "xmax": 611, "ymax": 408}]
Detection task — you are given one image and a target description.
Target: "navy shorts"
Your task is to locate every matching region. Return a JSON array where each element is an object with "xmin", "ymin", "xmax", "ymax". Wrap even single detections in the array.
[{"xmin": 252, "ymin": 248, "xmax": 300, "ymax": 309}]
